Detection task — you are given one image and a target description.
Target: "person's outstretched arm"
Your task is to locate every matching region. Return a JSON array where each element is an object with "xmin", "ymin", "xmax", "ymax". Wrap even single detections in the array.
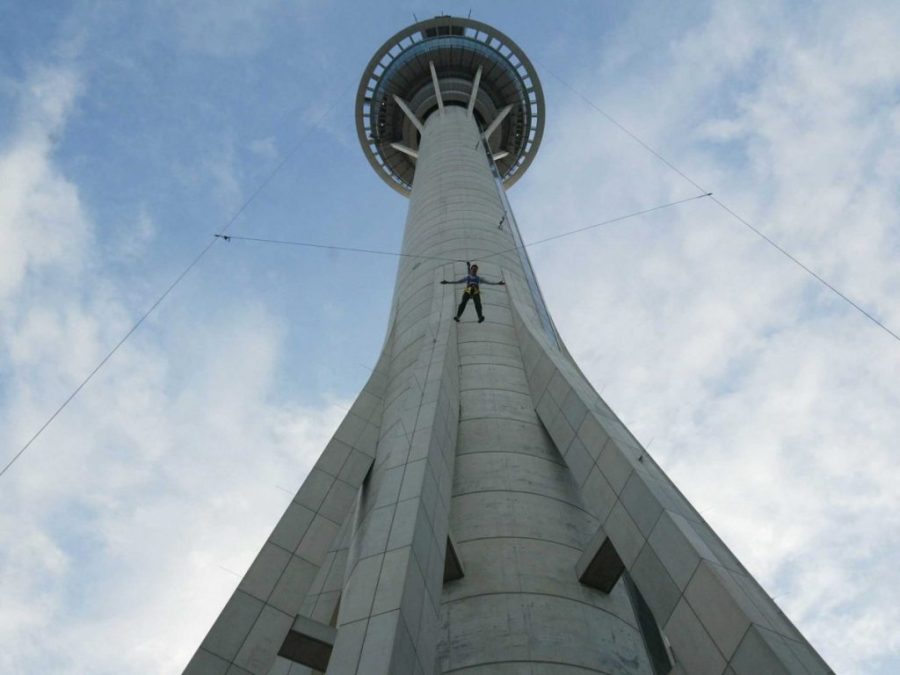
[
  {"xmin": 480, "ymin": 276, "xmax": 506, "ymax": 285},
  {"xmin": 440, "ymin": 277, "xmax": 468, "ymax": 284}
]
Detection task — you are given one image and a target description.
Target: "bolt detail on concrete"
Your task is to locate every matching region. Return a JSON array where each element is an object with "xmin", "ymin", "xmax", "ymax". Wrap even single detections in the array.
[{"xmin": 183, "ymin": 15, "xmax": 833, "ymax": 675}]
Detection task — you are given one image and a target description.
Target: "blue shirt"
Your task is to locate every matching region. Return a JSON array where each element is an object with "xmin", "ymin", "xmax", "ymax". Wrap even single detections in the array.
[{"xmin": 451, "ymin": 274, "xmax": 501, "ymax": 287}]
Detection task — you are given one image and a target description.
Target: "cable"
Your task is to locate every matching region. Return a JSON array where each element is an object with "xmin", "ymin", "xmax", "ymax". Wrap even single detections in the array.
[
  {"xmin": 482, "ymin": 193, "xmax": 712, "ymax": 261},
  {"xmin": 538, "ymin": 61, "xmax": 900, "ymax": 345},
  {"xmin": 1, "ymin": 85, "xmax": 352, "ymax": 480},
  {"xmin": 216, "ymin": 195, "xmax": 710, "ymax": 265},
  {"xmin": 709, "ymin": 195, "xmax": 900, "ymax": 342},
  {"xmin": 214, "ymin": 234, "xmax": 466, "ymax": 263},
  {"xmin": 0, "ymin": 242, "xmax": 214, "ymax": 479},
  {"xmin": 539, "ymin": 62, "xmax": 709, "ymax": 197},
  {"xmin": 216, "ymin": 87, "xmax": 350, "ymax": 236}
]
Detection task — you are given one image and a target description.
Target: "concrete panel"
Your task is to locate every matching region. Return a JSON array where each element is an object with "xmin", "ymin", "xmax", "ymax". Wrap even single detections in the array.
[
  {"xmin": 233, "ymin": 605, "xmax": 294, "ymax": 674},
  {"xmin": 372, "ymin": 547, "xmax": 412, "ymax": 615},
  {"xmin": 353, "ymin": 504, "xmax": 394, "ymax": 561},
  {"xmin": 239, "ymin": 544, "xmax": 292, "ymax": 603},
  {"xmin": 313, "ymin": 440, "xmax": 352, "ymax": 478},
  {"xmin": 393, "ymin": 614, "xmax": 423, "ymax": 674},
  {"xmin": 399, "ymin": 459, "xmax": 428, "ymax": 502},
  {"xmin": 388, "ymin": 497, "xmax": 421, "ymax": 551},
  {"xmin": 268, "ymin": 503, "xmax": 315, "ymax": 562},
  {"xmin": 684, "ymin": 561, "xmax": 752, "ymax": 660},
  {"xmin": 338, "ymin": 449, "xmax": 374, "ymax": 486},
  {"xmin": 526, "ymin": 354, "xmax": 556, "ymax": 401},
  {"xmin": 546, "ymin": 370, "xmax": 570, "ymax": 407},
  {"xmin": 664, "ymin": 599, "xmax": 727, "ymax": 675},
  {"xmin": 399, "ymin": 551, "xmax": 427, "ymax": 637},
  {"xmin": 541, "ymin": 403, "xmax": 577, "ymax": 455},
  {"xmin": 580, "ymin": 465, "xmax": 618, "ymax": 523},
  {"xmin": 560, "ymin": 386, "xmax": 589, "ymax": 432},
  {"xmin": 727, "ymin": 571, "xmax": 801, "ymax": 641},
  {"xmin": 620, "ymin": 473, "xmax": 664, "ymax": 537},
  {"xmin": 296, "ymin": 515, "xmax": 341, "ymax": 565},
  {"xmin": 561, "ymin": 436, "xmax": 593, "ymax": 488},
  {"xmin": 648, "ymin": 511, "xmax": 716, "ymax": 590},
  {"xmin": 310, "ymin": 589, "xmax": 341, "ymax": 624},
  {"xmin": 784, "ymin": 636, "xmax": 833, "ymax": 674},
  {"xmin": 268, "ymin": 555, "xmax": 318, "ymax": 616},
  {"xmin": 319, "ymin": 479, "xmax": 358, "ymax": 524},
  {"xmin": 630, "ymin": 543, "xmax": 681, "ymax": 627},
  {"xmin": 356, "ymin": 610, "xmax": 401, "ymax": 674},
  {"xmin": 603, "ymin": 501, "xmax": 645, "ymax": 568},
  {"xmin": 225, "ymin": 665, "xmax": 254, "ymax": 675},
  {"xmin": 365, "ymin": 465, "xmax": 405, "ymax": 512},
  {"xmin": 577, "ymin": 413, "xmax": 610, "ymax": 462},
  {"xmin": 730, "ymin": 625, "xmax": 806, "ymax": 675},
  {"xmin": 184, "ymin": 649, "xmax": 230, "ymax": 675},
  {"xmin": 326, "ymin": 619, "xmax": 366, "ymax": 674},
  {"xmin": 332, "ymin": 412, "xmax": 368, "ymax": 448},
  {"xmin": 292, "ymin": 469, "xmax": 334, "ymax": 513},
  {"xmin": 200, "ymin": 591, "xmax": 263, "ymax": 661},
  {"xmin": 339, "ymin": 554, "xmax": 384, "ymax": 624}
]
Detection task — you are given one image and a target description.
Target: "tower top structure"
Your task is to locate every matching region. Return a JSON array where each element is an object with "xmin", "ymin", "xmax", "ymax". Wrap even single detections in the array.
[{"xmin": 355, "ymin": 15, "xmax": 545, "ymax": 194}]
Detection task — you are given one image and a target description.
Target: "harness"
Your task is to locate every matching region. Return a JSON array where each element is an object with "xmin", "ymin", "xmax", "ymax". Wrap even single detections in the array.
[{"xmin": 463, "ymin": 273, "xmax": 480, "ymax": 295}]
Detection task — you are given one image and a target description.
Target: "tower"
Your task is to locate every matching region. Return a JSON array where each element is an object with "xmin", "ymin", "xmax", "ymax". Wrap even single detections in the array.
[{"xmin": 185, "ymin": 16, "xmax": 832, "ymax": 675}]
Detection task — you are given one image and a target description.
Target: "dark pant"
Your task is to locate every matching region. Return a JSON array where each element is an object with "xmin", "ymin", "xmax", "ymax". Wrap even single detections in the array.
[{"xmin": 456, "ymin": 288, "xmax": 483, "ymax": 320}]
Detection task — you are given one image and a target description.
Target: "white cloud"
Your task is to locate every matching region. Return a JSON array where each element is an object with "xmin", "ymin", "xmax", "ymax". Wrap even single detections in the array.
[
  {"xmin": 0, "ymin": 60, "xmax": 347, "ymax": 674},
  {"xmin": 0, "ymin": 66, "xmax": 87, "ymax": 306}
]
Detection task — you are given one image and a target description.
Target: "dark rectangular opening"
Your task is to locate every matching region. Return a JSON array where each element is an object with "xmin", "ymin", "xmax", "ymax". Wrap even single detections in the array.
[
  {"xmin": 578, "ymin": 536, "xmax": 625, "ymax": 593},
  {"xmin": 278, "ymin": 616, "xmax": 337, "ymax": 672},
  {"xmin": 278, "ymin": 632, "xmax": 333, "ymax": 671},
  {"xmin": 443, "ymin": 535, "xmax": 464, "ymax": 582}
]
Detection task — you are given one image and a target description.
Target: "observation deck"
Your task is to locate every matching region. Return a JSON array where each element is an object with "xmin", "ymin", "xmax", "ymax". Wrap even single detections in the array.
[{"xmin": 355, "ymin": 16, "xmax": 545, "ymax": 195}]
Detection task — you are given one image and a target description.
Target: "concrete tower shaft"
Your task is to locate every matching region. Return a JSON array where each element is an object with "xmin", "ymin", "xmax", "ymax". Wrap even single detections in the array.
[
  {"xmin": 183, "ymin": 16, "xmax": 834, "ymax": 675},
  {"xmin": 347, "ymin": 105, "xmax": 649, "ymax": 673}
]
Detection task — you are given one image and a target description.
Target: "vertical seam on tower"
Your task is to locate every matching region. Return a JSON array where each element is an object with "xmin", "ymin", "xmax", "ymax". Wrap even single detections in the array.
[{"xmin": 353, "ymin": 273, "xmax": 448, "ymax": 673}]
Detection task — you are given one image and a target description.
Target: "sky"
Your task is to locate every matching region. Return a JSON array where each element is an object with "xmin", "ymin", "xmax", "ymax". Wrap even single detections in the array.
[{"xmin": 1, "ymin": 1, "xmax": 899, "ymax": 673}]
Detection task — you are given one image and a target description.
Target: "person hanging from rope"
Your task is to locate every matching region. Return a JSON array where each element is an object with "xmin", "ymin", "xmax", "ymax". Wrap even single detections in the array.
[{"xmin": 441, "ymin": 263, "xmax": 505, "ymax": 323}]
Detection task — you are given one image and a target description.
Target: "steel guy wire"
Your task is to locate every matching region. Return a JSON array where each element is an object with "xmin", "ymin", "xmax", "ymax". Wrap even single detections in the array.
[
  {"xmin": 537, "ymin": 59, "xmax": 900, "ymax": 345},
  {"xmin": 216, "ymin": 193, "xmax": 710, "ymax": 264},
  {"xmin": 1, "ymin": 83, "xmax": 352, "ymax": 480}
]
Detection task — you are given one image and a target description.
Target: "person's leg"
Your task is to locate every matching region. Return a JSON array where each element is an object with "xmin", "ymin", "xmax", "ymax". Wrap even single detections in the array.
[
  {"xmin": 455, "ymin": 292, "xmax": 470, "ymax": 320},
  {"xmin": 473, "ymin": 293, "xmax": 484, "ymax": 322}
]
